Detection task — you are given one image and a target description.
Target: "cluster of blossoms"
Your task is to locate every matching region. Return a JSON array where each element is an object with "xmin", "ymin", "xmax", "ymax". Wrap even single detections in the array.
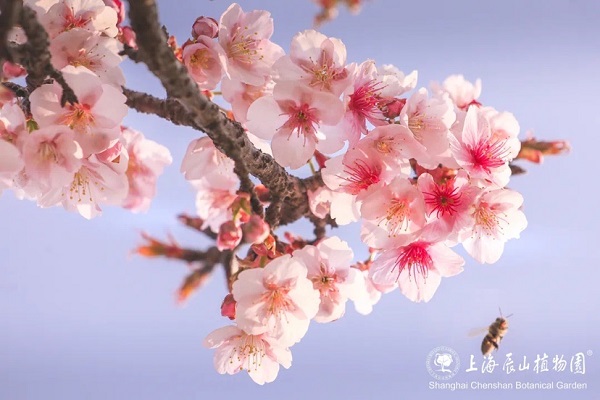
[
  {"xmin": 0, "ymin": 0, "xmax": 171, "ymax": 218},
  {"xmin": 173, "ymin": 4, "xmax": 529, "ymax": 384}
]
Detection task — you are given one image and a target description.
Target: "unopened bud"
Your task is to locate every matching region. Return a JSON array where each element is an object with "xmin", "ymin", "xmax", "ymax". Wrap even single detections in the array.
[
  {"xmin": 217, "ymin": 221, "xmax": 242, "ymax": 250},
  {"xmin": 191, "ymin": 16, "xmax": 219, "ymax": 39},
  {"xmin": 120, "ymin": 26, "xmax": 137, "ymax": 49},
  {"xmin": 2, "ymin": 62, "xmax": 26, "ymax": 79},
  {"xmin": 243, "ymin": 215, "xmax": 270, "ymax": 244},
  {"xmin": 220, "ymin": 293, "xmax": 236, "ymax": 320},
  {"xmin": 381, "ymin": 97, "xmax": 406, "ymax": 119},
  {"xmin": 231, "ymin": 194, "xmax": 251, "ymax": 224}
]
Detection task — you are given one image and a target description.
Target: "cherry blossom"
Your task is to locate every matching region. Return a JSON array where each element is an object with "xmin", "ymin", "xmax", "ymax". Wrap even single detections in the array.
[
  {"xmin": 246, "ymin": 82, "xmax": 344, "ymax": 168},
  {"xmin": 399, "ymin": 88, "xmax": 456, "ymax": 168},
  {"xmin": 38, "ymin": 153, "xmax": 129, "ymax": 219},
  {"xmin": 459, "ymin": 188, "xmax": 528, "ymax": 264},
  {"xmin": 449, "ymin": 106, "xmax": 519, "ymax": 188},
  {"xmin": 218, "ymin": 3, "xmax": 284, "ymax": 86},
  {"xmin": 292, "ymin": 237, "xmax": 357, "ymax": 323},
  {"xmin": 203, "ymin": 325, "xmax": 292, "ymax": 385},
  {"xmin": 182, "ymin": 36, "xmax": 223, "ymax": 90},
  {"xmin": 221, "ymin": 77, "xmax": 274, "ymax": 123},
  {"xmin": 49, "ymin": 28, "xmax": 125, "ymax": 85},
  {"xmin": 273, "ymin": 29, "xmax": 352, "ymax": 97},
  {"xmin": 370, "ymin": 240, "xmax": 465, "ymax": 302},
  {"xmin": 436, "ymin": 74, "xmax": 482, "ymax": 110},
  {"xmin": 29, "ymin": 65, "xmax": 127, "ymax": 155},
  {"xmin": 41, "ymin": 0, "xmax": 119, "ymax": 39},
  {"xmin": 0, "ymin": 140, "xmax": 24, "ymax": 192},
  {"xmin": 232, "ymin": 254, "xmax": 320, "ymax": 346},
  {"xmin": 120, "ymin": 127, "xmax": 172, "ymax": 213},
  {"xmin": 360, "ymin": 177, "xmax": 426, "ymax": 241},
  {"xmin": 21, "ymin": 125, "xmax": 83, "ymax": 190},
  {"xmin": 321, "ymin": 146, "xmax": 395, "ymax": 196}
]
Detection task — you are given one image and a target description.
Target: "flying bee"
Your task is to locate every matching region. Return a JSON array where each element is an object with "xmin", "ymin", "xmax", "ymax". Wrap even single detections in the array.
[{"xmin": 480, "ymin": 309, "xmax": 513, "ymax": 356}]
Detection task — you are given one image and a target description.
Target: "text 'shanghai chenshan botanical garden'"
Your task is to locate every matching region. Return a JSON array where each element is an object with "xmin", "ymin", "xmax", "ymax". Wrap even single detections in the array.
[{"xmin": 0, "ymin": 0, "xmax": 569, "ymax": 385}]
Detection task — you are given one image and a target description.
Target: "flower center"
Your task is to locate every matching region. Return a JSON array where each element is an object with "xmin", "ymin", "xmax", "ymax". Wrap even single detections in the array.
[
  {"xmin": 280, "ymin": 103, "xmax": 319, "ymax": 141},
  {"xmin": 383, "ymin": 198, "xmax": 411, "ymax": 236},
  {"xmin": 341, "ymin": 158, "xmax": 381, "ymax": 194},
  {"xmin": 468, "ymin": 138, "xmax": 509, "ymax": 174},
  {"xmin": 227, "ymin": 27, "xmax": 261, "ymax": 64},
  {"xmin": 59, "ymin": 103, "xmax": 94, "ymax": 133},
  {"xmin": 348, "ymin": 80, "xmax": 383, "ymax": 119},
  {"xmin": 393, "ymin": 242, "xmax": 433, "ymax": 282},
  {"xmin": 473, "ymin": 203, "xmax": 499, "ymax": 234},
  {"xmin": 39, "ymin": 142, "xmax": 59, "ymax": 163},
  {"xmin": 233, "ymin": 334, "xmax": 266, "ymax": 372},
  {"xmin": 423, "ymin": 182, "xmax": 462, "ymax": 218}
]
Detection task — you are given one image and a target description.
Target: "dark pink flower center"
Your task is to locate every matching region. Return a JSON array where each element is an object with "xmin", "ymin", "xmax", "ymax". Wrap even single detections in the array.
[
  {"xmin": 280, "ymin": 103, "xmax": 320, "ymax": 142},
  {"xmin": 468, "ymin": 138, "xmax": 509, "ymax": 174},
  {"xmin": 423, "ymin": 182, "xmax": 462, "ymax": 218},
  {"xmin": 348, "ymin": 80, "xmax": 384, "ymax": 120},
  {"xmin": 341, "ymin": 158, "xmax": 381, "ymax": 194},
  {"xmin": 393, "ymin": 242, "xmax": 433, "ymax": 282}
]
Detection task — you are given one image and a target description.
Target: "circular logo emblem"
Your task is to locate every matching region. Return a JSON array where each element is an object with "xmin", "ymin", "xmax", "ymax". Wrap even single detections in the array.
[{"xmin": 426, "ymin": 346, "xmax": 460, "ymax": 380}]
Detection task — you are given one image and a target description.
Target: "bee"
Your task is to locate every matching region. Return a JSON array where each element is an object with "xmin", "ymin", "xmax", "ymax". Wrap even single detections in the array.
[{"xmin": 480, "ymin": 309, "xmax": 513, "ymax": 356}]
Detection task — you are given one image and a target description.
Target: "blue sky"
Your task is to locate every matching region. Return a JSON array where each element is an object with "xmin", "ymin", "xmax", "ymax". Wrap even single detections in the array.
[{"xmin": 1, "ymin": 0, "xmax": 599, "ymax": 398}]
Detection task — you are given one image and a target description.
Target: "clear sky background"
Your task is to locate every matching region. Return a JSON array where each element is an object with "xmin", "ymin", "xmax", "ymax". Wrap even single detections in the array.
[{"xmin": 1, "ymin": 0, "xmax": 600, "ymax": 399}]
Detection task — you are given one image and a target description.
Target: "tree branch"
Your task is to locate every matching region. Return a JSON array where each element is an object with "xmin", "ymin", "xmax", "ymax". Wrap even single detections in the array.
[
  {"xmin": 8, "ymin": 5, "xmax": 78, "ymax": 105},
  {"xmin": 126, "ymin": 0, "xmax": 319, "ymax": 227}
]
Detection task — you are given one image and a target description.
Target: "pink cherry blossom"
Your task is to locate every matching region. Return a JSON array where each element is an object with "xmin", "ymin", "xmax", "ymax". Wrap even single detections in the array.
[
  {"xmin": 49, "ymin": 29, "xmax": 124, "ymax": 85},
  {"xmin": 181, "ymin": 137, "xmax": 235, "ymax": 181},
  {"xmin": 182, "ymin": 37, "xmax": 223, "ymax": 90},
  {"xmin": 0, "ymin": 101, "xmax": 27, "ymax": 145},
  {"xmin": 218, "ymin": 3, "xmax": 284, "ymax": 86},
  {"xmin": 246, "ymin": 82, "xmax": 344, "ymax": 169},
  {"xmin": 0, "ymin": 140, "xmax": 23, "ymax": 192},
  {"xmin": 321, "ymin": 146, "xmax": 394, "ymax": 196},
  {"xmin": 41, "ymin": 0, "xmax": 119, "ymax": 39},
  {"xmin": 29, "ymin": 65, "xmax": 127, "ymax": 155},
  {"xmin": 191, "ymin": 174, "xmax": 239, "ymax": 233},
  {"xmin": 21, "ymin": 125, "xmax": 83, "ymax": 190},
  {"xmin": 437, "ymin": 74, "xmax": 482, "ymax": 110},
  {"xmin": 203, "ymin": 325, "xmax": 292, "ymax": 385},
  {"xmin": 181, "ymin": 137, "xmax": 239, "ymax": 232},
  {"xmin": 370, "ymin": 241, "xmax": 464, "ymax": 302},
  {"xmin": 417, "ymin": 170, "xmax": 477, "ymax": 242},
  {"xmin": 292, "ymin": 237, "xmax": 357, "ymax": 323},
  {"xmin": 120, "ymin": 127, "xmax": 172, "ymax": 213},
  {"xmin": 459, "ymin": 188, "xmax": 527, "ymax": 264},
  {"xmin": 221, "ymin": 77, "xmax": 274, "ymax": 123},
  {"xmin": 334, "ymin": 60, "xmax": 386, "ymax": 143},
  {"xmin": 360, "ymin": 177, "xmax": 426, "ymax": 240},
  {"xmin": 273, "ymin": 29, "xmax": 352, "ymax": 97},
  {"xmin": 307, "ymin": 186, "xmax": 360, "ymax": 225},
  {"xmin": 377, "ymin": 64, "xmax": 418, "ymax": 97},
  {"xmin": 38, "ymin": 153, "xmax": 128, "ymax": 219},
  {"xmin": 358, "ymin": 124, "xmax": 427, "ymax": 173},
  {"xmin": 399, "ymin": 88, "xmax": 455, "ymax": 168},
  {"xmin": 449, "ymin": 107, "xmax": 519, "ymax": 188},
  {"xmin": 232, "ymin": 254, "xmax": 320, "ymax": 346}
]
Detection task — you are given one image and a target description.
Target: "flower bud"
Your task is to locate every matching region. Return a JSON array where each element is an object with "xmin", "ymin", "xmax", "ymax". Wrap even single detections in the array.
[
  {"xmin": 242, "ymin": 215, "xmax": 270, "ymax": 244},
  {"xmin": 220, "ymin": 293, "xmax": 236, "ymax": 320},
  {"xmin": 120, "ymin": 26, "xmax": 137, "ymax": 49},
  {"xmin": 217, "ymin": 221, "xmax": 242, "ymax": 250},
  {"xmin": 191, "ymin": 16, "xmax": 219, "ymax": 39},
  {"xmin": 2, "ymin": 62, "xmax": 26, "ymax": 79}
]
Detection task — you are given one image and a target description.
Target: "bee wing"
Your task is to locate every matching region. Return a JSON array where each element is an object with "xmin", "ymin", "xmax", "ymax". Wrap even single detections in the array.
[{"xmin": 467, "ymin": 326, "xmax": 489, "ymax": 337}]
